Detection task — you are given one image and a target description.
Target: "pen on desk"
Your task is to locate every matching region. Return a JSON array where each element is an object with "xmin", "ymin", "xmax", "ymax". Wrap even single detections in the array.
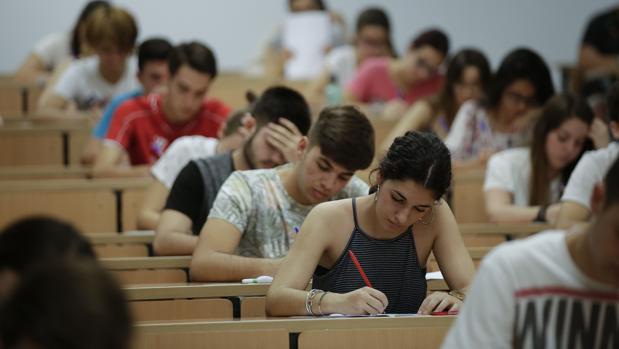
[
  {"xmin": 347, "ymin": 249, "xmax": 373, "ymax": 288},
  {"xmin": 293, "ymin": 226, "xmax": 300, "ymax": 234}
]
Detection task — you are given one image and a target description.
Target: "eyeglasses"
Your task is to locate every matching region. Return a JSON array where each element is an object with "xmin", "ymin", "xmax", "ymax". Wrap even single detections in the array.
[{"xmin": 505, "ymin": 91, "xmax": 538, "ymax": 107}]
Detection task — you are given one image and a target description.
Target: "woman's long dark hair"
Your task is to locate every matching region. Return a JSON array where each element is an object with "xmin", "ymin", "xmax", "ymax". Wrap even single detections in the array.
[{"xmin": 529, "ymin": 94, "xmax": 594, "ymax": 205}]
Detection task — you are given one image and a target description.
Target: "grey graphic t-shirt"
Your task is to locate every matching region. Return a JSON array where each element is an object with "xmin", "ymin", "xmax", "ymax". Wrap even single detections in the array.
[{"xmin": 207, "ymin": 165, "xmax": 369, "ymax": 258}]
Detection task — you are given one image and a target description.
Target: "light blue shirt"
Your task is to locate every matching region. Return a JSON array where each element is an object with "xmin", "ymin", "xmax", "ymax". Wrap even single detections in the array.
[{"xmin": 92, "ymin": 89, "xmax": 143, "ymax": 139}]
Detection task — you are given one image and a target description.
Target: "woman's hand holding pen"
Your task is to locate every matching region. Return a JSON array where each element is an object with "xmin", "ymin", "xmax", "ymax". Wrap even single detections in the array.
[
  {"xmin": 417, "ymin": 291, "xmax": 462, "ymax": 315},
  {"xmin": 325, "ymin": 287, "xmax": 388, "ymax": 315}
]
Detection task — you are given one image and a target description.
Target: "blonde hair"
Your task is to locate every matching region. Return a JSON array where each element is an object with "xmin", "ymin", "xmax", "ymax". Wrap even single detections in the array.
[{"xmin": 85, "ymin": 6, "xmax": 138, "ymax": 52}]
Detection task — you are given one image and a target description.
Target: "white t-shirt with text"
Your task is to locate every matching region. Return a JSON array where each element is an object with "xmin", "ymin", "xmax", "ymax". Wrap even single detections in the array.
[{"xmin": 442, "ymin": 231, "xmax": 619, "ymax": 349}]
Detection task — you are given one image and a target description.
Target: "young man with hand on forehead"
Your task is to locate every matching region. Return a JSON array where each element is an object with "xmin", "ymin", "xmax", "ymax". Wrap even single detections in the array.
[
  {"xmin": 150, "ymin": 86, "xmax": 312, "ymax": 255},
  {"xmin": 92, "ymin": 41, "xmax": 230, "ymax": 178},
  {"xmin": 190, "ymin": 106, "xmax": 375, "ymax": 281}
]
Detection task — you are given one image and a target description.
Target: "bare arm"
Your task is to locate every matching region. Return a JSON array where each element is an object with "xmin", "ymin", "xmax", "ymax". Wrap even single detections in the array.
[
  {"xmin": 153, "ymin": 209, "xmax": 198, "ymax": 255},
  {"xmin": 190, "ymin": 218, "xmax": 281, "ymax": 282},
  {"xmin": 91, "ymin": 144, "xmax": 150, "ymax": 178},
  {"xmin": 485, "ymin": 190, "xmax": 561, "ymax": 224},
  {"xmin": 379, "ymin": 101, "xmax": 433, "ymax": 154},
  {"xmin": 555, "ymin": 201, "xmax": 591, "ymax": 230},
  {"xmin": 14, "ymin": 53, "xmax": 48, "ymax": 84},
  {"xmin": 137, "ymin": 181, "xmax": 169, "ymax": 230},
  {"xmin": 418, "ymin": 201, "xmax": 475, "ymax": 314}
]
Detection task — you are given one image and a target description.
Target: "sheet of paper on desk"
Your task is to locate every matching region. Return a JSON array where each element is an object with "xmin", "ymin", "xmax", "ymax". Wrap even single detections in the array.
[
  {"xmin": 283, "ymin": 11, "xmax": 331, "ymax": 80},
  {"xmin": 425, "ymin": 271, "xmax": 444, "ymax": 280},
  {"xmin": 328, "ymin": 313, "xmax": 419, "ymax": 318}
]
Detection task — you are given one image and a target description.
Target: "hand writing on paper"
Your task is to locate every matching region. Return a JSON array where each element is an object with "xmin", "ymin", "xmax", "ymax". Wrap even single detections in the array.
[
  {"xmin": 329, "ymin": 287, "xmax": 388, "ymax": 315},
  {"xmin": 417, "ymin": 291, "xmax": 461, "ymax": 315},
  {"xmin": 266, "ymin": 118, "xmax": 303, "ymax": 163}
]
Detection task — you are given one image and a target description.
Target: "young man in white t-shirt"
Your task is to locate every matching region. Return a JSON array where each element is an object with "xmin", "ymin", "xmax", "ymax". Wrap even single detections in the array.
[
  {"xmin": 556, "ymin": 85, "xmax": 619, "ymax": 229},
  {"xmin": 36, "ymin": 5, "xmax": 139, "ymax": 120},
  {"xmin": 442, "ymin": 157, "xmax": 619, "ymax": 349},
  {"xmin": 190, "ymin": 106, "xmax": 374, "ymax": 282}
]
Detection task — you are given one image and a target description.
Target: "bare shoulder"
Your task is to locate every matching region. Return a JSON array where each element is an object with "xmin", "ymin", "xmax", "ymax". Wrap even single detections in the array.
[{"xmin": 303, "ymin": 198, "xmax": 356, "ymax": 234}]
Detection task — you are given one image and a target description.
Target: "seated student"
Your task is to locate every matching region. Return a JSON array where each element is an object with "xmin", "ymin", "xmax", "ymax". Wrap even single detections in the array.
[
  {"xmin": 308, "ymin": 7, "xmax": 394, "ymax": 105},
  {"xmin": 445, "ymin": 48, "xmax": 555, "ymax": 167},
  {"xmin": 556, "ymin": 84, "xmax": 619, "ymax": 229},
  {"xmin": 0, "ymin": 260, "xmax": 132, "ymax": 349},
  {"xmin": 380, "ymin": 48, "xmax": 491, "ymax": 153},
  {"xmin": 266, "ymin": 131, "xmax": 475, "ymax": 316},
  {"xmin": 250, "ymin": 0, "xmax": 347, "ymax": 78},
  {"xmin": 148, "ymin": 87, "xmax": 311, "ymax": 248},
  {"xmin": 441, "ymin": 157, "xmax": 619, "ymax": 349},
  {"xmin": 37, "ymin": 5, "xmax": 139, "ymax": 119},
  {"xmin": 81, "ymin": 38, "xmax": 173, "ymax": 165},
  {"xmin": 576, "ymin": 5, "xmax": 619, "ymax": 118},
  {"xmin": 14, "ymin": 1, "xmax": 110, "ymax": 84},
  {"xmin": 0, "ymin": 216, "xmax": 95, "ymax": 301},
  {"xmin": 93, "ymin": 41, "xmax": 230, "ymax": 178},
  {"xmin": 137, "ymin": 109, "xmax": 252, "ymax": 230},
  {"xmin": 344, "ymin": 28, "xmax": 448, "ymax": 119},
  {"xmin": 484, "ymin": 94, "xmax": 594, "ymax": 224},
  {"xmin": 190, "ymin": 106, "xmax": 375, "ymax": 281}
]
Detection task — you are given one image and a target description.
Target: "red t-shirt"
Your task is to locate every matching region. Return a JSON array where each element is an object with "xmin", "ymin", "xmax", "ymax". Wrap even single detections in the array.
[
  {"xmin": 105, "ymin": 93, "xmax": 230, "ymax": 165},
  {"xmin": 346, "ymin": 57, "xmax": 443, "ymax": 105}
]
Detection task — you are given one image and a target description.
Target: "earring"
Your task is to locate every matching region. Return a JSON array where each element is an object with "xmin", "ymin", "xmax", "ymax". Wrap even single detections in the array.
[
  {"xmin": 418, "ymin": 207, "xmax": 435, "ymax": 225},
  {"xmin": 374, "ymin": 185, "xmax": 380, "ymax": 202}
]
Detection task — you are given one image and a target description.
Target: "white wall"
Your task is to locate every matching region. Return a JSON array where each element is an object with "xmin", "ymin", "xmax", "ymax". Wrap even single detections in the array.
[{"xmin": 0, "ymin": 0, "xmax": 616, "ymax": 85}]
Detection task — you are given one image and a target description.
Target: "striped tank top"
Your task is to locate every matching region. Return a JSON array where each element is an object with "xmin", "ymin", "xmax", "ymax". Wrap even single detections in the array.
[{"xmin": 312, "ymin": 198, "xmax": 427, "ymax": 314}]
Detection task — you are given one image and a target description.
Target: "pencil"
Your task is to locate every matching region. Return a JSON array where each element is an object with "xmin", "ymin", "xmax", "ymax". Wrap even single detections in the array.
[{"xmin": 348, "ymin": 249, "xmax": 373, "ymax": 288}]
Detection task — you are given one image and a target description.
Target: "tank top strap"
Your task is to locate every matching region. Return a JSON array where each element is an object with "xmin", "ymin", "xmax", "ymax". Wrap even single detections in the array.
[{"xmin": 351, "ymin": 197, "xmax": 361, "ymax": 233}]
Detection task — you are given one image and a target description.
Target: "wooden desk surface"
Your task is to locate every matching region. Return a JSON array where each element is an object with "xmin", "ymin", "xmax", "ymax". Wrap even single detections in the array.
[
  {"xmin": 87, "ymin": 223, "xmax": 547, "ymax": 246},
  {"xmin": 88, "ymin": 231, "xmax": 155, "ymax": 245},
  {"xmin": 137, "ymin": 314, "xmax": 454, "ymax": 334},
  {"xmin": 125, "ymin": 283, "xmax": 271, "ymax": 300},
  {"xmin": 0, "ymin": 165, "xmax": 91, "ymax": 179},
  {"xmin": 0, "ymin": 177, "xmax": 151, "ymax": 192},
  {"xmin": 100, "ymin": 247, "xmax": 490, "ymax": 271},
  {"xmin": 125, "ymin": 279, "xmax": 449, "ymax": 301},
  {"xmin": 101, "ymin": 256, "xmax": 191, "ymax": 270}
]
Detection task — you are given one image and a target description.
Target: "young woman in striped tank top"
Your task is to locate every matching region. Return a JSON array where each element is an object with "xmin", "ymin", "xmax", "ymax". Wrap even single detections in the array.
[{"xmin": 266, "ymin": 131, "xmax": 475, "ymax": 315}]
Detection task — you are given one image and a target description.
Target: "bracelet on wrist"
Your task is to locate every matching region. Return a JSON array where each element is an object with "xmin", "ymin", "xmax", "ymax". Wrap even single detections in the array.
[{"xmin": 448, "ymin": 290, "xmax": 466, "ymax": 302}]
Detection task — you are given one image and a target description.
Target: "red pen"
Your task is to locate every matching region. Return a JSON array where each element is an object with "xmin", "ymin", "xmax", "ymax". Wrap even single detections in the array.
[
  {"xmin": 431, "ymin": 310, "xmax": 459, "ymax": 316},
  {"xmin": 348, "ymin": 250, "xmax": 373, "ymax": 288}
]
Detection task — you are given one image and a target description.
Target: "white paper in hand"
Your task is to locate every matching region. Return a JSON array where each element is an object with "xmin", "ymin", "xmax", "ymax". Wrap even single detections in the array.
[{"xmin": 283, "ymin": 11, "xmax": 332, "ymax": 80}]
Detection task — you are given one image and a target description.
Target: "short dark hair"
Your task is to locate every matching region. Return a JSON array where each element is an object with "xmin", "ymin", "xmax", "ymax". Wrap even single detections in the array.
[
  {"xmin": 604, "ymin": 156, "xmax": 619, "ymax": 208},
  {"xmin": 0, "ymin": 260, "xmax": 132, "ymax": 349},
  {"xmin": 356, "ymin": 7, "xmax": 391, "ymax": 34},
  {"xmin": 71, "ymin": 1, "xmax": 110, "ymax": 57},
  {"xmin": 308, "ymin": 106, "xmax": 375, "ymax": 171},
  {"xmin": 378, "ymin": 131, "xmax": 452, "ymax": 200},
  {"xmin": 0, "ymin": 216, "xmax": 95, "ymax": 274},
  {"xmin": 409, "ymin": 28, "xmax": 449, "ymax": 57},
  {"xmin": 168, "ymin": 41, "xmax": 217, "ymax": 78},
  {"xmin": 607, "ymin": 82, "xmax": 619, "ymax": 124},
  {"xmin": 487, "ymin": 47, "xmax": 555, "ymax": 108},
  {"xmin": 251, "ymin": 86, "xmax": 311, "ymax": 135},
  {"xmin": 137, "ymin": 37, "xmax": 172, "ymax": 71}
]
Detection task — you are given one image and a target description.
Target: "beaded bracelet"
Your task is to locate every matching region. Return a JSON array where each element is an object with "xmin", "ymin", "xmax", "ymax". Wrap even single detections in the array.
[
  {"xmin": 317, "ymin": 291, "xmax": 328, "ymax": 316},
  {"xmin": 305, "ymin": 289, "xmax": 321, "ymax": 315}
]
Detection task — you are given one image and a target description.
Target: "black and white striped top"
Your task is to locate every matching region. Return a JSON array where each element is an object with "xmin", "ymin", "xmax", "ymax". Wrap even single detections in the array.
[{"xmin": 312, "ymin": 198, "xmax": 427, "ymax": 314}]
